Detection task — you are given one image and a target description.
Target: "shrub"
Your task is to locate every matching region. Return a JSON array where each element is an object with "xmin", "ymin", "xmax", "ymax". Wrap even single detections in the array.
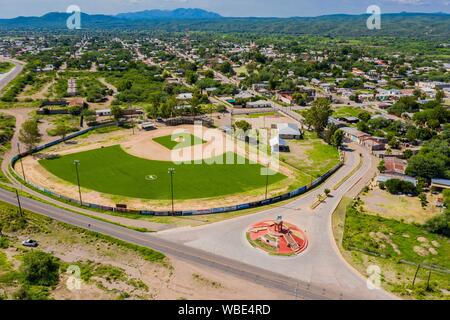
[
  {"xmin": 0, "ymin": 236, "xmax": 9, "ymax": 249},
  {"xmin": 424, "ymin": 214, "xmax": 450, "ymax": 237},
  {"xmin": 384, "ymin": 179, "xmax": 417, "ymax": 196},
  {"xmin": 20, "ymin": 251, "xmax": 60, "ymax": 286},
  {"xmin": 13, "ymin": 285, "xmax": 50, "ymax": 300}
]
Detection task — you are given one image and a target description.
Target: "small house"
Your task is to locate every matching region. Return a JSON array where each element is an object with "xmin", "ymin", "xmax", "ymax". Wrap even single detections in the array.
[
  {"xmin": 270, "ymin": 136, "xmax": 289, "ymax": 153},
  {"xmin": 276, "ymin": 123, "xmax": 302, "ymax": 140},
  {"xmin": 96, "ymin": 109, "xmax": 112, "ymax": 117}
]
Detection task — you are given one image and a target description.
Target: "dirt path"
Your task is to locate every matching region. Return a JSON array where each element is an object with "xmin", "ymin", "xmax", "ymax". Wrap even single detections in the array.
[{"xmin": 1, "ymin": 108, "xmax": 32, "ymax": 172}]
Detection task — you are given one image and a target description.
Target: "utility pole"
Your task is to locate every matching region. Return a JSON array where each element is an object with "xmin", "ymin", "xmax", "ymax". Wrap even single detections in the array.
[
  {"xmin": 168, "ymin": 168, "xmax": 175, "ymax": 216},
  {"xmin": 17, "ymin": 143, "xmax": 26, "ymax": 182},
  {"xmin": 426, "ymin": 270, "xmax": 432, "ymax": 290},
  {"xmin": 15, "ymin": 189, "xmax": 23, "ymax": 217},
  {"xmin": 412, "ymin": 264, "xmax": 421, "ymax": 287},
  {"xmin": 74, "ymin": 160, "xmax": 82, "ymax": 205}
]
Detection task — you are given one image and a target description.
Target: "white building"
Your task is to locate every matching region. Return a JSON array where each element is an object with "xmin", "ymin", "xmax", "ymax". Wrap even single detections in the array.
[
  {"xmin": 276, "ymin": 123, "xmax": 302, "ymax": 140},
  {"xmin": 270, "ymin": 136, "xmax": 289, "ymax": 153}
]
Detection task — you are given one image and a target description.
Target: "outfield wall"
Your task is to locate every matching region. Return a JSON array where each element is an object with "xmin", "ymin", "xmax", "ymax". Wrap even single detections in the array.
[{"xmin": 11, "ymin": 123, "xmax": 344, "ymax": 216}]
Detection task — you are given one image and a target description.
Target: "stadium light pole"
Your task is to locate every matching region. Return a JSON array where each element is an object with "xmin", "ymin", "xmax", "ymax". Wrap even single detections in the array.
[
  {"xmin": 74, "ymin": 160, "xmax": 83, "ymax": 206},
  {"xmin": 168, "ymin": 168, "xmax": 175, "ymax": 216},
  {"xmin": 17, "ymin": 142, "xmax": 26, "ymax": 182},
  {"xmin": 265, "ymin": 161, "xmax": 270, "ymax": 200}
]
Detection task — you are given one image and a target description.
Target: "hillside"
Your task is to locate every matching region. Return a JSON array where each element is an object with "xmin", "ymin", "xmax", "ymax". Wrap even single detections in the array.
[
  {"xmin": 0, "ymin": 11, "xmax": 448, "ymax": 38},
  {"xmin": 116, "ymin": 8, "xmax": 222, "ymax": 20}
]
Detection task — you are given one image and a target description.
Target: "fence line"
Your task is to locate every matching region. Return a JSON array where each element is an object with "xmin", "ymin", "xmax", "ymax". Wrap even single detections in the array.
[{"xmin": 11, "ymin": 123, "xmax": 343, "ymax": 216}]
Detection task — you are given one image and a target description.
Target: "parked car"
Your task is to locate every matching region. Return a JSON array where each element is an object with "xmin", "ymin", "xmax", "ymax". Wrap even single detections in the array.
[{"xmin": 22, "ymin": 239, "xmax": 38, "ymax": 248}]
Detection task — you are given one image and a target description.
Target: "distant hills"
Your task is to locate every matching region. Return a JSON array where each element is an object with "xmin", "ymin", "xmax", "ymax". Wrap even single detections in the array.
[
  {"xmin": 0, "ymin": 9, "xmax": 449, "ymax": 38},
  {"xmin": 116, "ymin": 8, "xmax": 222, "ymax": 20}
]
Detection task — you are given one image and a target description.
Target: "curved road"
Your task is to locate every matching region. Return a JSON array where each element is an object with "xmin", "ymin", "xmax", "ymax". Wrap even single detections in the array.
[
  {"xmin": 155, "ymin": 144, "xmax": 394, "ymax": 300},
  {"xmin": 0, "ymin": 57, "xmax": 394, "ymax": 300},
  {"xmin": 0, "ymin": 57, "xmax": 24, "ymax": 92}
]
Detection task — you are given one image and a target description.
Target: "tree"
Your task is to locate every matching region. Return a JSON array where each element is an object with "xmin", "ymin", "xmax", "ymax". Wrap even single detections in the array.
[
  {"xmin": 388, "ymin": 137, "xmax": 400, "ymax": 149},
  {"xmin": 20, "ymin": 251, "xmax": 60, "ymax": 286},
  {"xmin": 219, "ymin": 61, "xmax": 234, "ymax": 75},
  {"xmin": 292, "ymin": 93, "xmax": 308, "ymax": 106},
  {"xmin": 82, "ymin": 109, "xmax": 97, "ymax": 124},
  {"xmin": 406, "ymin": 154, "xmax": 447, "ymax": 180},
  {"xmin": 303, "ymin": 98, "xmax": 333, "ymax": 134},
  {"xmin": 403, "ymin": 149, "xmax": 413, "ymax": 159},
  {"xmin": 54, "ymin": 123, "xmax": 71, "ymax": 140},
  {"xmin": 204, "ymin": 69, "xmax": 214, "ymax": 79},
  {"xmin": 324, "ymin": 189, "xmax": 331, "ymax": 197},
  {"xmin": 323, "ymin": 124, "xmax": 337, "ymax": 145},
  {"xmin": 233, "ymin": 120, "xmax": 252, "ymax": 132},
  {"xmin": 435, "ymin": 89, "xmax": 444, "ymax": 103},
  {"xmin": 185, "ymin": 70, "xmax": 198, "ymax": 85},
  {"xmin": 111, "ymin": 106, "xmax": 124, "ymax": 121},
  {"xmin": 378, "ymin": 160, "xmax": 386, "ymax": 173},
  {"xmin": 406, "ymin": 139, "xmax": 449, "ymax": 180},
  {"xmin": 332, "ymin": 129, "xmax": 344, "ymax": 148},
  {"xmin": 384, "ymin": 179, "xmax": 417, "ymax": 195},
  {"xmin": 419, "ymin": 193, "xmax": 428, "ymax": 208},
  {"xmin": 358, "ymin": 111, "xmax": 371, "ymax": 122},
  {"xmin": 19, "ymin": 120, "xmax": 41, "ymax": 151}
]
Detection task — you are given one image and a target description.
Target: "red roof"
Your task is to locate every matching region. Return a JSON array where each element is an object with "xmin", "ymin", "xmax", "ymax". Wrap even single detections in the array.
[
  {"xmin": 384, "ymin": 157, "xmax": 406, "ymax": 174},
  {"xmin": 68, "ymin": 98, "xmax": 84, "ymax": 107}
]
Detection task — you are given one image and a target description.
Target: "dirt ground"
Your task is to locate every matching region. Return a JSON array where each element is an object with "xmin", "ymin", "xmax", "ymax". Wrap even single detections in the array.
[
  {"xmin": 233, "ymin": 113, "xmax": 297, "ymax": 130},
  {"xmin": 361, "ymin": 187, "xmax": 441, "ymax": 224},
  {"xmin": 1, "ymin": 222, "xmax": 291, "ymax": 300},
  {"xmin": 19, "ymin": 125, "xmax": 297, "ymax": 211}
]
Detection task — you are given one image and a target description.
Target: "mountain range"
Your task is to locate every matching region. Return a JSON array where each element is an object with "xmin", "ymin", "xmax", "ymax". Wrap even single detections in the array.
[
  {"xmin": 116, "ymin": 8, "xmax": 222, "ymax": 20},
  {"xmin": 0, "ymin": 9, "xmax": 449, "ymax": 38}
]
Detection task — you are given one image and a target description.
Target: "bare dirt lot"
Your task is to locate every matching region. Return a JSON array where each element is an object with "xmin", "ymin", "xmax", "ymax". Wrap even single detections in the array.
[
  {"xmin": 0, "ymin": 213, "xmax": 290, "ymax": 300},
  {"xmin": 361, "ymin": 187, "xmax": 441, "ymax": 224}
]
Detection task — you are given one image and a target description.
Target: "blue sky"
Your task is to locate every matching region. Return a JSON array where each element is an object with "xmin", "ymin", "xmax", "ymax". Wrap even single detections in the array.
[{"xmin": 0, "ymin": 0, "xmax": 449, "ymax": 18}]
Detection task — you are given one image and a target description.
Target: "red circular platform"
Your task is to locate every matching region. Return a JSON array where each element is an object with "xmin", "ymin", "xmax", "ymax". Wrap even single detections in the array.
[{"xmin": 247, "ymin": 220, "xmax": 308, "ymax": 256}]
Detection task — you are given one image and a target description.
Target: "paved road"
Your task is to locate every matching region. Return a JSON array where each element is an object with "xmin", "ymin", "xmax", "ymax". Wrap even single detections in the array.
[
  {"xmin": 0, "ymin": 58, "xmax": 24, "ymax": 93},
  {"xmin": 0, "ymin": 52, "xmax": 394, "ymax": 299},
  {"xmin": 156, "ymin": 143, "xmax": 395, "ymax": 300},
  {"xmin": 0, "ymin": 186, "xmax": 343, "ymax": 300}
]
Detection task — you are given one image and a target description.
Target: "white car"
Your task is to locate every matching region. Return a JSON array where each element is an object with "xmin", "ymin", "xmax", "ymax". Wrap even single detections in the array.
[{"xmin": 22, "ymin": 239, "xmax": 38, "ymax": 248}]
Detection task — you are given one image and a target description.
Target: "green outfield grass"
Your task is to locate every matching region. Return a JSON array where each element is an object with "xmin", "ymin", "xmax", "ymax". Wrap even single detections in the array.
[
  {"xmin": 39, "ymin": 145, "xmax": 286, "ymax": 200},
  {"xmin": 153, "ymin": 133, "xmax": 206, "ymax": 150}
]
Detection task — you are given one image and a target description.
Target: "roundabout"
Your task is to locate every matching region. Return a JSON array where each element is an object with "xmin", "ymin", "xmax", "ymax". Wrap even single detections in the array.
[{"xmin": 247, "ymin": 216, "xmax": 308, "ymax": 256}]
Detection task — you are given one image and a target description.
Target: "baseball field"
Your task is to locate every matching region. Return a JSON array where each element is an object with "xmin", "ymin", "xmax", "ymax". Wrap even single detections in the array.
[{"xmin": 39, "ymin": 145, "xmax": 286, "ymax": 200}]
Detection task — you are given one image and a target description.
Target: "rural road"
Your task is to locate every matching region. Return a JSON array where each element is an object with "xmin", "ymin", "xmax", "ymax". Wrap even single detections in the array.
[
  {"xmin": 0, "ymin": 57, "xmax": 24, "ymax": 92},
  {"xmin": 0, "ymin": 56, "xmax": 394, "ymax": 299},
  {"xmin": 156, "ymin": 144, "xmax": 395, "ymax": 300},
  {"xmin": 0, "ymin": 186, "xmax": 342, "ymax": 300}
]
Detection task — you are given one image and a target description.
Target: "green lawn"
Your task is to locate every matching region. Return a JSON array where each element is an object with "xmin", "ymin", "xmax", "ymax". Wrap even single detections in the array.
[
  {"xmin": 341, "ymin": 200, "xmax": 450, "ymax": 299},
  {"xmin": 39, "ymin": 145, "xmax": 286, "ymax": 200},
  {"xmin": 333, "ymin": 106, "xmax": 365, "ymax": 118},
  {"xmin": 153, "ymin": 133, "xmax": 206, "ymax": 150},
  {"xmin": 282, "ymin": 132, "xmax": 340, "ymax": 177},
  {"xmin": 343, "ymin": 201, "xmax": 450, "ymax": 269},
  {"xmin": 237, "ymin": 112, "xmax": 277, "ymax": 119}
]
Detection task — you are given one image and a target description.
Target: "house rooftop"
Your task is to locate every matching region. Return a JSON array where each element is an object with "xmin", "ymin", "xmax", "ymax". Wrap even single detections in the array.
[{"xmin": 277, "ymin": 123, "xmax": 301, "ymax": 136}]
